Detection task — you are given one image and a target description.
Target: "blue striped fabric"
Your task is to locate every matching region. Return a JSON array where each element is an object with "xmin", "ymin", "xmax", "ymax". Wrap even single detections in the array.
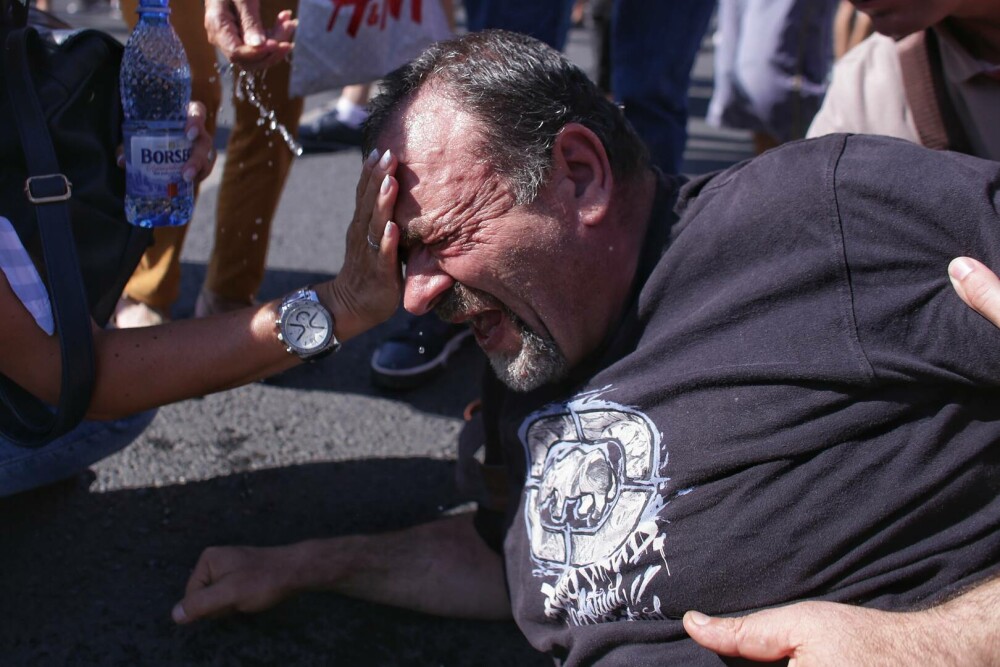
[{"xmin": 0, "ymin": 216, "xmax": 55, "ymax": 335}]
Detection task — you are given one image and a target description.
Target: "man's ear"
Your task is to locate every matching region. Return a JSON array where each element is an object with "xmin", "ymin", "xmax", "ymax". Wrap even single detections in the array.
[{"xmin": 551, "ymin": 123, "xmax": 612, "ymax": 227}]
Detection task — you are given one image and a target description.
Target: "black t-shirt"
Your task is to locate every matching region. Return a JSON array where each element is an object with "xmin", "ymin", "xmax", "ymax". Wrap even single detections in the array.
[{"xmin": 473, "ymin": 134, "xmax": 1000, "ymax": 666}]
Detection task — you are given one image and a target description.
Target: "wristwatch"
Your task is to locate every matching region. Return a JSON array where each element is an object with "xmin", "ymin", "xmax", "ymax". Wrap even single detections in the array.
[{"xmin": 275, "ymin": 289, "xmax": 341, "ymax": 361}]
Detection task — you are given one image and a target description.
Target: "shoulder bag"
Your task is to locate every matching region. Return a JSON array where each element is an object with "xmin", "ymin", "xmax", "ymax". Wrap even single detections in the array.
[{"xmin": 0, "ymin": 2, "xmax": 152, "ymax": 447}]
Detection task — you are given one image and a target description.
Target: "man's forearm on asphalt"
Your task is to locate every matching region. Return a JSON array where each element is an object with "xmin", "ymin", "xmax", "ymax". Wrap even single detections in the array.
[{"xmin": 294, "ymin": 512, "xmax": 512, "ymax": 620}]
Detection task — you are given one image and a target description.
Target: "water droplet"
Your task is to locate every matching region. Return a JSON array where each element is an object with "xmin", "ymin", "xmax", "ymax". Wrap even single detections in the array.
[
  {"xmin": 255, "ymin": 217, "xmax": 263, "ymax": 225},
  {"xmin": 418, "ymin": 346, "xmax": 426, "ymax": 355},
  {"xmin": 251, "ymin": 233, "xmax": 259, "ymax": 241}
]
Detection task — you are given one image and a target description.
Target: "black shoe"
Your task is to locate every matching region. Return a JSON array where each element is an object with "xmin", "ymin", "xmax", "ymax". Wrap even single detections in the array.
[
  {"xmin": 299, "ymin": 110, "xmax": 363, "ymax": 154},
  {"xmin": 371, "ymin": 313, "xmax": 473, "ymax": 389}
]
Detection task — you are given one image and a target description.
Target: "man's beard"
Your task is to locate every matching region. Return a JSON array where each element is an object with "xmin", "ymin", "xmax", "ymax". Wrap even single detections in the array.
[{"xmin": 434, "ymin": 283, "xmax": 569, "ymax": 392}]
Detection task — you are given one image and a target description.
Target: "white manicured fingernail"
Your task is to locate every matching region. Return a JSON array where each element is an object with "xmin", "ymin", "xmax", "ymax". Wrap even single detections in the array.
[
  {"xmin": 182, "ymin": 167, "xmax": 196, "ymax": 183},
  {"xmin": 379, "ymin": 149, "xmax": 392, "ymax": 169},
  {"xmin": 246, "ymin": 33, "xmax": 264, "ymax": 47},
  {"xmin": 366, "ymin": 148, "xmax": 379, "ymax": 165},
  {"xmin": 381, "ymin": 174, "xmax": 391, "ymax": 195},
  {"xmin": 186, "ymin": 126, "xmax": 199, "ymax": 141},
  {"xmin": 171, "ymin": 603, "xmax": 187, "ymax": 623}
]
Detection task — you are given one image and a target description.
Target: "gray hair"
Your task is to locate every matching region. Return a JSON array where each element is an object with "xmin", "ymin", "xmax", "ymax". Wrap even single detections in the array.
[{"xmin": 363, "ymin": 29, "xmax": 649, "ymax": 205}]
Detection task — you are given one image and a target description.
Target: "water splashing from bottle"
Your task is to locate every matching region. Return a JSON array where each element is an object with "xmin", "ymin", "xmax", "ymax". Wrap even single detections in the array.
[{"xmin": 218, "ymin": 63, "xmax": 303, "ymax": 157}]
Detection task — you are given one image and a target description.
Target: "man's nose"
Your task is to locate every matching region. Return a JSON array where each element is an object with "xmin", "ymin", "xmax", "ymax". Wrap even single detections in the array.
[{"xmin": 403, "ymin": 251, "xmax": 455, "ymax": 315}]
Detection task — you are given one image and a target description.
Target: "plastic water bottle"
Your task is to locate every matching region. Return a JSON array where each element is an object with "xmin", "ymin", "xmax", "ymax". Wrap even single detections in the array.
[{"xmin": 120, "ymin": 0, "xmax": 193, "ymax": 227}]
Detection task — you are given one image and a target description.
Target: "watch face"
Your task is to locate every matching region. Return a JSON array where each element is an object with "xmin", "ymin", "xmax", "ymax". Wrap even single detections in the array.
[{"xmin": 283, "ymin": 301, "xmax": 333, "ymax": 354}]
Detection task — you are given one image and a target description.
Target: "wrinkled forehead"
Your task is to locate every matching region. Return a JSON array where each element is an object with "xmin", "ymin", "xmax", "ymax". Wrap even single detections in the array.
[{"xmin": 375, "ymin": 89, "xmax": 510, "ymax": 240}]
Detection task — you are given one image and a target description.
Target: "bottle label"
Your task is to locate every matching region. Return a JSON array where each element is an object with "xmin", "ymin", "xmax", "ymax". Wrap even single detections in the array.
[{"xmin": 124, "ymin": 125, "xmax": 193, "ymax": 200}]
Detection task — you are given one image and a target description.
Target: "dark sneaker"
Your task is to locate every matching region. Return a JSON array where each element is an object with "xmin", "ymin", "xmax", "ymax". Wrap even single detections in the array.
[
  {"xmin": 299, "ymin": 110, "xmax": 364, "ymax": 154},
  {"xmin": 371, "ymin": 313, "xmax": 473, "ymax": 389}
]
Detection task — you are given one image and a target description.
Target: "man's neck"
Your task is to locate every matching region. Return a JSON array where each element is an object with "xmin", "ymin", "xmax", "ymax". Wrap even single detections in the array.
[{"xmin": 606, "ymin": 170, "xmax": 658, "ymax": 315}]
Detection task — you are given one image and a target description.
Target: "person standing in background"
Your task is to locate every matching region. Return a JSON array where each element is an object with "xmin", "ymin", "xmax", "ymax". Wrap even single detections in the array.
[
  {"xmin": 463, "ymin": 0, "xmax": 715, "ymax": 174},
  {"xmin": 610, "ymin": 0, "xmax": 716, "ymax": 174},
  {"xmin": 808, "ymin": 0, "xmax": 1000, "ymax": 162},
  {"xmin": 708, "ymin": 0, "xmax": 838, "ymax": 154}
]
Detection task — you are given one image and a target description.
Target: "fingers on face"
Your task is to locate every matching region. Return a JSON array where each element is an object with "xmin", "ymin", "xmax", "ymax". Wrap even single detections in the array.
[
  {"xmin": 378, "ymin": 220, "xmax": 400, "ymax": 266},
  {"xmin": 371, "ymin": 172, "xmax": 396, "ymax": 248},
  {"xmin": 356, "ymin": 148, "xmax": 396, "ymax": 233},
  {"xmin": 355, "ymin": 148, "xmax": 379, "ymax": 199}
]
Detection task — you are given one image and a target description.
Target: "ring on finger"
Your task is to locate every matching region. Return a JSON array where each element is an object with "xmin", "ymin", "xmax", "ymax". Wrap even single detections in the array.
[{"xmin": 366, "ymin": 233, "xmax": 380, "ymax": 252}]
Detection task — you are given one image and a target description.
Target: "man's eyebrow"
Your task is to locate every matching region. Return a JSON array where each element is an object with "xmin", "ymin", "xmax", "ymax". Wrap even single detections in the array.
[
  {"xmin": 397, "ymin": 225, "xmax": 424, "ymax": 260},
  {"xmin": 401, "ymin": 225, "xmax": 424, "ymax": 247}
]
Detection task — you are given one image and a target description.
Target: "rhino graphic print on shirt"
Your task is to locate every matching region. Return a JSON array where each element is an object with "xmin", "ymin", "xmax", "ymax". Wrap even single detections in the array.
[{"xmin": 519, "ymin": 389, "xmax": 681, "ymax": 626}]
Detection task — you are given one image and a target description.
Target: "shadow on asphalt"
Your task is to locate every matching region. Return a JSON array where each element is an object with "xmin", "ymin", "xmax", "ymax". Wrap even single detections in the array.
[{"xmin": 0, "ymin": 457, "xmax": 546, "ymax": 666}]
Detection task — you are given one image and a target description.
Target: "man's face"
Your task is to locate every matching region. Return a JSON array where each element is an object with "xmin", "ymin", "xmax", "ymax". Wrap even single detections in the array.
[
  {"xmin": 850, "ymin": 0, "xmax": 965, "ymax": 38},
  {"xmin": 380, "ymin": 90, "xmax": 579, "ymax": 392}
]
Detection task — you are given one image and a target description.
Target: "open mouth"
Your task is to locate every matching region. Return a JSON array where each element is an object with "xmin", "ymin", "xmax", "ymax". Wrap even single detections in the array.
[
  {"xmin": 468, "ymin": 309, "xmax": 506, "ymax": 350},
  {"xmin": 436, "ymin": 282, "xmax": 521, "ymax": 354}
]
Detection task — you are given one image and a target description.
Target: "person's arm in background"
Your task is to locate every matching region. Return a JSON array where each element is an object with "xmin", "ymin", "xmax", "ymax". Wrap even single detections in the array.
[
  {"xmin": 0, "ymin": 145, "xmax": 403, "ymax": 420},
  {"xmin": 203, "ymin": 0, "xmax": 296, "ymax": 69},
  {"xmin": 171, "ymin": 512, "xmax": 512, "ymax": 624},
  {"xmin": 683, "ymin": 575, "xmax": 1000, "ymax": 665},
  {"xmin": 949, "ymin": 257, "xmax": 1000, "ymax": 328}
]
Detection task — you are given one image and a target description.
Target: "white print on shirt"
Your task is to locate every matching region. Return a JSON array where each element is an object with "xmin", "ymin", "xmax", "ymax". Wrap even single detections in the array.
[{"xmin": 520, "ymin": 387, "xmax": 680, "ymax": 626}]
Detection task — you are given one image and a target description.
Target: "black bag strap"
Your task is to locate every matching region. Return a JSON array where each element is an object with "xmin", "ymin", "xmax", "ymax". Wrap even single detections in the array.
[{"xmin": 0, "ymin": 26, "xmax": 97, "ymax": 447}]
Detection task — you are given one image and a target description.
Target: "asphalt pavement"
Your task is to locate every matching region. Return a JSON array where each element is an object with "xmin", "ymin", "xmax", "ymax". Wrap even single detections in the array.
[{"xmin": 0, "ymin": 5, "xmax": 753, "ymax": 666}]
